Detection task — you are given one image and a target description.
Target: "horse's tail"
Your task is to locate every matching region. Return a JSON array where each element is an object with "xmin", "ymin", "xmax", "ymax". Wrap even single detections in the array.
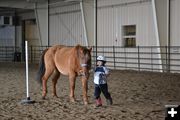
[{"xmin": 36, "ymin": 48, "xmax": 48, "ymax": 84}]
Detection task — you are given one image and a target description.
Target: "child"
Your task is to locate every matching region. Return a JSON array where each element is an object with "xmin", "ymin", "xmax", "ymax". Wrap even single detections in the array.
[{"xmin": 93, "ymin": 55, "xmax": 113, "ymax": 107}]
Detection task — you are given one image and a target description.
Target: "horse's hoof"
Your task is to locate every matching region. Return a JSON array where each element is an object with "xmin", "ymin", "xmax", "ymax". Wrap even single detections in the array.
[
  {"xmin": 84, "ymin": 101, "xmax": 88, "ymax": 105},
  {"xmin": 53, "ymin": 95, "xmax": 59, "ymax": 98},
  {"xmin": 84, "ymin": 100, "xmax": 89, "ymax": 105},
  {"xmin": 70, "ymin": 98, "xmax": 75, "ymax": 103},
  {"xmin": 42, "ymin": 96, "xmax": 46, "ymax": 100}
]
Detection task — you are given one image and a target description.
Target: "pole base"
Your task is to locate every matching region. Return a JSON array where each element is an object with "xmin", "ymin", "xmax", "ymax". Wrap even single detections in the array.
[{"xmin": 20, "ymin": 97, "xmax": 35, "ymax": 104}]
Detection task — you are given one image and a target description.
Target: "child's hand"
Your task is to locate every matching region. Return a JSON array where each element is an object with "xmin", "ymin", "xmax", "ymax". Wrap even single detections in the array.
[{"xmin": 106, "ymin": 73, "xmax": 110, "ymax": 77}]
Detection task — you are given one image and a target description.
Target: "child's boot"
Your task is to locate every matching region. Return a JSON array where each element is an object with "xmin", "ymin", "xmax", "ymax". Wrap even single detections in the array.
[
  {"xmin": 95, "ymin": 97, "xmax": 102, "ymax": 107},
  {"xmin": 106, "ymin": 97, "xmax": 113, "ymax": 105}
]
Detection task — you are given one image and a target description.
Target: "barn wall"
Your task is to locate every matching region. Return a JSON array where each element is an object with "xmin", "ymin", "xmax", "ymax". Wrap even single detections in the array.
[
  {"xmin": 15, "ymin": 11, "xmax": 36, "ymax": 49},
  {"xmin": 170, "ymin": 0, "xmax": 180, "ymax": 72},
  {"xmin": 0, "ymin": 26, "xmax": 15, "ymax": 46},
  {"xmin": 48, "ymin": 0, "xmax": 157, "ymax": 47},
  {"xmin": 171, "ymin": 0, "xmax": 180, "ymax": 46},
  {"xmin": 49, "ymin": 3, "xmax": 86, "ymax": 46},
  {"xmin": 96, "ymin": 0, "xmax": 162, "ymax": 71},
  {"xmin": 1, "ymin": 0, "xmax": 180, "ymax": 48},
  {"xmin": 97, "ymin": 0, "xmax": 156, "ymax": 46}
]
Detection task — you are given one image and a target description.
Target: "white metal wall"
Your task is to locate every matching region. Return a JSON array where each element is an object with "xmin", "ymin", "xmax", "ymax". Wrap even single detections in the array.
[
  {"xmin": 48, "ymin": 0, "xmax": 157, "ymax": 47},
  {"xmin": 97, "ymin": 0, "xmax": 156, "ymax": 46},
  {"xmin": 171, "ymin": 0, "xmax": 180, "ymax": 46},
  {"xmin": 49, "ymin": 3, "xmax": 86, "ymax": 46},
  {"xmin": 2, "ymin": 0, "xmax": 180, "ymax": 48},
  {"xmin": 0, "ymin": 26, "xmax": 15, "ymax": 46},
  {"xmin": 170, "ymin": 0, "xmax": 180, "ymax": 72},
  {"xmin": 97, "ymin": 0, "xmax": 161, "ymax": 71}
]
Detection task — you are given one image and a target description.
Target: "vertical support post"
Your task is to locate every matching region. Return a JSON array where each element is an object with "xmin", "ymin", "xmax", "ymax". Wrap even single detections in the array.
[
  {"xmin": 30, "ymin": 45, "xmax": 33, "ymax": 63},
  {"xmin": 80, "ymin": 1, "xmax": 88, "ymax": 46},
  {"xmin": 34, "ymin": 3, "xmax": 42, "ymax": 46},
  {"xmin": 94, "ymin": 0, "xmax": 98, "ymax": 63},
  {"xmin": 48, "ymin": 0, "xmax": 50, "ymax": 46},
  {"xmin": 14, "ymin": 10, "xmax": 17, "ymax": 53},
  {"xmin": 152, "ymin": 0, "xmax": 163, "ymax": 72},
  {"xmin": 138, "ymin": 46, "xmax": 140, "ymax": 71},
  {"xmin": 167, "ymin": 0, "xmax": 171, "ymax": 73}
]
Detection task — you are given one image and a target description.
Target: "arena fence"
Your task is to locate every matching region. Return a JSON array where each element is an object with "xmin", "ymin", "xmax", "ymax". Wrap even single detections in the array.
[
  {"xmin": 0, "ymin": 46, "xmax": 21, "ymax": 62},
  {"xmin": 0, "ymin": 45, "xmax": 180, "ymax": 73}
]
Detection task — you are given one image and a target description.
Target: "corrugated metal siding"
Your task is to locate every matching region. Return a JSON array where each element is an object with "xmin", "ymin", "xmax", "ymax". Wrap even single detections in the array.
[
  {"xmin": 98, "ymin": 7, "xmax": 115, "ymax": 46},
  {"xmin": 49, "ymin": 3, "xmax": 85, "ymax": 46},
  {"xmin": 97, "ymin": 0, "xmax": 156, "ymax": 46},
  {"xmin": 96, "ymin": 0, "xmax": 162, "ymax": 71},
  {"xmin": 48, "ymin": 0, "xmax": 179, "ymax": 47},
  {"xmin": 0, "ymin": 26, "xmax": 15, "ymax": 46},
  {"xmin": 170, "ymin": 0, "xmax": 180, "ymax": 72},
  {"xmin": 171, "ymin": 0, "xmax": 180, "ymax": 46}
]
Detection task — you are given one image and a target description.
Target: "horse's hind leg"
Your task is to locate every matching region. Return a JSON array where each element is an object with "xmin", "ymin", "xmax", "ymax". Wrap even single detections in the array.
[
  {"xmin": 52, "ymin": 69, "xmax": 60, "ymax": 98},
  {"xmin": 42, "ymin": 67, "xmax": 54, "ymax": 99}
]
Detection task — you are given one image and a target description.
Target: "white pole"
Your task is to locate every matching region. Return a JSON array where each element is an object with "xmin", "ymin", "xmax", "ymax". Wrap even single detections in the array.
[
  {"xmin": 25, "ymin": 41, "xmax": 29, "ymax": 98},
  {"xmin": 152, "ymin": 0, "xmax": 163, "ymax": 72},
  {"xmin": 80, "ymin": 1, "xmax": 88, "ymax": 46},
  {"xmin": 20, "ymin": 42, "xmax": 35, "ymax": 104}
]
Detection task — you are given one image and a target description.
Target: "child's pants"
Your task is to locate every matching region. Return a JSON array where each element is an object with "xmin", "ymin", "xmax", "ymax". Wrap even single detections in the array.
[{"xmin": 94, "ymin": 84, "xmax": 111, "ymax": 99}]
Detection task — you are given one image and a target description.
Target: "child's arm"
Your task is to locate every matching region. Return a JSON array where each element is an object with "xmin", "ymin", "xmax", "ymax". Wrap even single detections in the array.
[{"xmin": 104, "ymin": 67, "xmax": 110, "ymax": 76}]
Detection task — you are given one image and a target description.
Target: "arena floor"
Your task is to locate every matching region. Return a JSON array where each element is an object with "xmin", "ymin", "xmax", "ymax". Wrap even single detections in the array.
[{"xmin": 0, "ymin": 63, "xmax": 180, "ymax": 120}]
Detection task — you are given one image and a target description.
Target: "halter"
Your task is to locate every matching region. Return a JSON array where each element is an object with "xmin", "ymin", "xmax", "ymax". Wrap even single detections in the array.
[
  {"xmin": 81, "ymin": 64, "xmax": 88, "ymax": 67},
  {"xmin": 77, "ymin": 46, "xmax": 90, "ymax": 77}
]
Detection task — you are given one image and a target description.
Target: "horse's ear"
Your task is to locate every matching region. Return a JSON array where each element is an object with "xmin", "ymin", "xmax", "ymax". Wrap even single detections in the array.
[
  {"xmin": 75, "ymin": 44, "xmax": 81, "ymax": 51},
  {"xmin": 88, "ymin": 47, "xmax": 92, "ymax": 52},
  {"xmin": 75, "ymin": 44, "xmax": 81, "ymax": 48},
  {"xmin": 75, "ymin": 44, "xmax": 83, "ymax": 55}
]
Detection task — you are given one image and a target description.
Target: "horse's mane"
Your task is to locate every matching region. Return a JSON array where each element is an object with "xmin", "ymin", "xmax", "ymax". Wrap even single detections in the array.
[
  {"xmin": 74, "ymin": 44, "xmax": 92, "ymax": 69},
  {"xmin": 75, "ymin": 44, "xmax": 90, "ymax": 54}
]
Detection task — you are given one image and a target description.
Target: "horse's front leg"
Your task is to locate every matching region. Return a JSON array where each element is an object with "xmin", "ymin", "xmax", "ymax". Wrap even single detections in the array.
[
  {"xmin": 69, "ymin": 74, "xmax": 76, "ymax": 103},
  {"xmin": 81, "ymin": 77, "xmax": 88, "ymax": 105}
]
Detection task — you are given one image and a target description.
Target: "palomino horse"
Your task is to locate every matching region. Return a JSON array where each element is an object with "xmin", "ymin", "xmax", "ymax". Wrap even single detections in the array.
[{"xmin": 36, "ymin": 44, "xmax": 92, "ymax": 105}]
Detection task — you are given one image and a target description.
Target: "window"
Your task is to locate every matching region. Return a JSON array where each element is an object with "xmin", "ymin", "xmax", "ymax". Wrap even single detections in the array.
[
  {"xmin": 123, "ymin": 25, "xmax": 136, "ymax": 47},
  {"xmin": 4, "ymin": 16, "xmax": 10, "ymax": 24}
]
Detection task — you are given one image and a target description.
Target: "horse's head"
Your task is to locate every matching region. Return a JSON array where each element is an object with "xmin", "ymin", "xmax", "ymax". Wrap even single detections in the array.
[{"xmin": 76, "ymin": 45, "xmax": 92, "ymax": 78}]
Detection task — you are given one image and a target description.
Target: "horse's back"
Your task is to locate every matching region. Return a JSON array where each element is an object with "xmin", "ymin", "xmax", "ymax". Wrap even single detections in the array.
[
  {"xmin": 45, "ymin": 45, "xmax": 74, "ymax": 75},
  {"xmin": 43, "ymin": 45, "xmax": 65, "ymax": 69},
  {"xmin": 45, "ymin": 45, "xmax": 68, "ymax": 57}
]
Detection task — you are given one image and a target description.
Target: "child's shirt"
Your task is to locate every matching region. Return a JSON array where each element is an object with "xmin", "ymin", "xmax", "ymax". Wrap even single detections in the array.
[{"xmin": 94, "ymin": 66, "xmax": 109, "ymax": 84}]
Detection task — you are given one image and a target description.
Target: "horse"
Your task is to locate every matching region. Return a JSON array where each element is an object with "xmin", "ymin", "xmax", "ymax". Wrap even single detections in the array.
[{"xmin": 36, "ymin": 44, "xmax": 92, "ymax": 105}]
